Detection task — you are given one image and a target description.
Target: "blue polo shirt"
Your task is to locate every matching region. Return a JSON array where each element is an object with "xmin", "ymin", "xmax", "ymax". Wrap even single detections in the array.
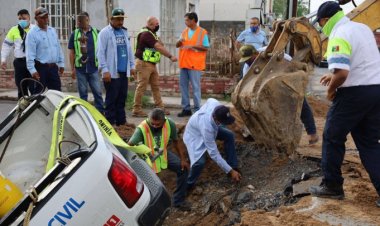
[{"xmin": 68, "ymin": 28, "xmax": 98, "ymax": 74}]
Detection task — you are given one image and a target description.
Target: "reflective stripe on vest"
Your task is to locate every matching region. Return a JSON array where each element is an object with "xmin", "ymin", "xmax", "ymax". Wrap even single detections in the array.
[
  {"xmin": 138, "ymin": 119, "xmax": 171, "ymax": 173},
  {"xmin": 74, "ymin": 28, "xmax": 98, "ymax": 67},
  {"xmin": 179, "ymin": 27, "xmax": 207, "ymax": 70},
  {"xmin": 136, "ymin": 28, "xmax": 161, "ymax": 63}
]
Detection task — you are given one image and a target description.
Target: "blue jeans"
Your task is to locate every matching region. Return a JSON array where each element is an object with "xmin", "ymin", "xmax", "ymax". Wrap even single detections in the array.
[
  {"xmin": 187, "ymin": 126, "xmax": 238, "ymax": 188},
  {"xmin": 300, "ymin": 97, "xmax": 316, "ymax": 135},
  {"xmin": 167, "ymin": 151, "xmax": 189, "ymax": 206},
  {"xmin": 76, "ymin": 70, "xmax": 104, "ymax": 113},
  {"xmin": 103, "ymin": 75, "xmax": 128, "ymax": 126},
  {"xmin": 179, "ymin": 68, "xmax": 201, "ymax": 111},
  {"xmin": 322, "ymin": 85, "xmax": 380, "ymax": 196}
]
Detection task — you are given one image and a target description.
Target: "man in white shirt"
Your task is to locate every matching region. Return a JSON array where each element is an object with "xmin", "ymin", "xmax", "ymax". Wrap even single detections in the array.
[
  {"xmin": 1, "ymin": 9, "xmax": 35, "ymax": 98},
  {"xmin": 183, "ymin": 98, "xmax": 242, "ymax": 192},
  {"xmin": 310, "ymin": 2, "xmax": 380, "ymax": 207}
]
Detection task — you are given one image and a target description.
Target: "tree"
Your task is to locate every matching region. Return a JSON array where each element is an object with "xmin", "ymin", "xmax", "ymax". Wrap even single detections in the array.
[{"xmin": 273, "ymin": 0, "xmax": 310, "ymax": 19}]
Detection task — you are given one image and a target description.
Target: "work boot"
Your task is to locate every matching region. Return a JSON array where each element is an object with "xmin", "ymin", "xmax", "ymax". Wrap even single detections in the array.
[
  {"xmin": 309, "ymin": 181, "xmax": 345, "ymax": 200},
  {"xmin": 376, "ymin": 198, "xmax": 380, "ymax": 207},
  {"xmin": 132, "ymin": 110, "xmax": 148, "ymax": 117},
  {"xmin": 173, "ymin": 201, "xmax": 192, "ymax": 211},
  {"xmin": 177, "ymin": 109, "xmax": 192, "ymax": 117}
]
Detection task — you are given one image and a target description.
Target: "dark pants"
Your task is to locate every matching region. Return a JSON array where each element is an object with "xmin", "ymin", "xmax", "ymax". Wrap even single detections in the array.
[
  {"xmin": 104, "ymin": 74, "xmax": 128, "ymax": 126},
  {"xmin": 13, "ymin": 58, "xmax": 34, "ymax": 98},
  {"xmin": 167, "ymin": 151, "xmax": 189, "ymax": 206},
  {"xmin": 186, "ymin": 127, "xmax": 238, "ymax": 188},
  {"xmin": 301, "ymin": 97, "xmax": 317, "ymax": 135},
  {"xmin": 322, "ymin": 85, "xmax": 380, "ymax": 196},
  {"xmin": 34, "ymin": 61, "xmax": 61, "ymax": 93}
]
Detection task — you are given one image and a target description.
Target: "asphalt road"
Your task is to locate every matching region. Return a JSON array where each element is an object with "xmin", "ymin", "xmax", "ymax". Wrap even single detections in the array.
[{"xmin": 0, "ymin": 101, "xmax": 17, "ymax": 121}]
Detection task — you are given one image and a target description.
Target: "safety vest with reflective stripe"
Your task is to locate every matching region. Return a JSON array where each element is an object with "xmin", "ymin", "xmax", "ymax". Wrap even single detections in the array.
[
  {"xmin": 74, "ymin": 28, "xmax": 98, "ymax": 67},
  {"xmin": 179, "ymin": 26, "xmax": 207, "ymax": 71},
  {"xmin": 138, "ymin": 119, "xmax": 171, "ymax": 173},
  {"xmin": 136, "ymin": 28, "xmax": 161, "ymax": 63}
]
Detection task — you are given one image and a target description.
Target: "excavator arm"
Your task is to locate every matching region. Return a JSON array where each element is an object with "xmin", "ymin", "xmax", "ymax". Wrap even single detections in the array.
[
  {"xmin": 232, "ymin": 17, "xmax": 322, "ymax": 155},
  {"xmin": 232, "ymin": 0, "xmax": 380, "ymax": 155}
]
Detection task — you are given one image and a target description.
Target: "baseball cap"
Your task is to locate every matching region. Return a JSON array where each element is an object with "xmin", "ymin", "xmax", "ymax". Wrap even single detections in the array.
[
  {"xmin": 111, "ymin": 8, "xmax": 127, "ymax": 18},
  {"xmin": 213, "ymin": 105, "xmax": 235, "ymax": 125},
  {"xmin": 35, "ymin": 7, "xmax": 49, "ymax": 17},
  {"xmin": 239, "ymin": 45, "xmax": 258, "ymax": 63},
  {"xmin": 316, "ymin": 1, "xmax": 342, "ymax": 22}
]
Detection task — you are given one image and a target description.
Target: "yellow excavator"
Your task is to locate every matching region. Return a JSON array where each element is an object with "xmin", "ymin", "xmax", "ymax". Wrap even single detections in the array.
[{"xmin": 232, "ymin": 0, "xmax": 380, "ymax": 155}]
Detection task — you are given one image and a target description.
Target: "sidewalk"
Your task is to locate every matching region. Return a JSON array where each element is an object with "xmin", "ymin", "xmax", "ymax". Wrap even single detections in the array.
[{"xmin": 0, "ymin": 88, "xmax": 230, "ymax": 108}]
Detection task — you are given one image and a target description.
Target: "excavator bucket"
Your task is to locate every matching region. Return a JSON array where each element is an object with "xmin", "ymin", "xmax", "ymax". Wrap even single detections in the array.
[{"xmin": 232, "ymin": 18, "xmax": 322, "ymax": 155}]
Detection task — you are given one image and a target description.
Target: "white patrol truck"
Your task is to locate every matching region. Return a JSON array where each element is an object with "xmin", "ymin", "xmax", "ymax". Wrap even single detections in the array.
[{"xmin": 0, "ymin": 90, "xmax": 171, "ymax": 226}]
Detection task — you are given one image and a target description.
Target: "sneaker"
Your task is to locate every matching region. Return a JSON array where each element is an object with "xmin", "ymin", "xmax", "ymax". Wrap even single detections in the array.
[
  {"xmin": 177, "ymin": 110, "xmax": 192, "ymax": 117},
  {"xmin": 173, "ymin": 201, "xmax": 192, "ymax": 211},
  {"xmin": 132, "ymin": 110, "xmax": 148, "ymax": 117},
  {"xmin": 376, "ymin": 199, "xmax": 380, "ymax": 207},
  {"xmin": 309, "ymin": 182, "xmax": 345, "ymax": 200}
]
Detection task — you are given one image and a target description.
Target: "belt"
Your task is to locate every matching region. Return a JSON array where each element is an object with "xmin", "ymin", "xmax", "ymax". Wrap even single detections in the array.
[{"xmin": 35, "ymin": 60, "xmax": 57, "ymax": 68}]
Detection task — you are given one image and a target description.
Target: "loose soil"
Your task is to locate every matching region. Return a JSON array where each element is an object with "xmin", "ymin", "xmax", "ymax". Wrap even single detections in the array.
[{"xmin": 115, "ymin": 96, "xmax": 380, "ymax": 226}]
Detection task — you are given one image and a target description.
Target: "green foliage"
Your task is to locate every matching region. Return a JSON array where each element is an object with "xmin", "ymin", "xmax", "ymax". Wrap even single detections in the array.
[
  {"xmin": 273, "ymin": 0, "xmax": 310, "ymax": 19},
  {"xmin": 126, "ymin": 91, "xmax": 150, "ymax": 110}
]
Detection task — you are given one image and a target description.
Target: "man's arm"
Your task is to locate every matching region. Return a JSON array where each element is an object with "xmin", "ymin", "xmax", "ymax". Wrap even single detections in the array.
[
  {"xmin": 1, "ymin": 28, "xmax": 15, "ymax": 69},
  {"xmin": 25, "ymin": 31, "xmax": 38, "ymax": 75},
  {"xmin": 154, "ymin": 42, "xmax": 177, "ymax": 61},
  {"xmin": 173, "ymin": 139, "xmax": 190, "ymax": 171},
  {"xmin": 320, "ymin": 69, "xmax": 349, "ymax": 101},
  {"xmin": 54, "ymin": 29, "xmax": 65, "ymax": 69},
  {"xmin": 96, "ymin": 30, "xmax": 109, "ymax": 74}
]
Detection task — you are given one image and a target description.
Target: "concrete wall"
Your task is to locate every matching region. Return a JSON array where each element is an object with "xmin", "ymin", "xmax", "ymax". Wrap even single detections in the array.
[{"xmin": 199, "ymin": 0, "xmax": 272, "ymax": 21}]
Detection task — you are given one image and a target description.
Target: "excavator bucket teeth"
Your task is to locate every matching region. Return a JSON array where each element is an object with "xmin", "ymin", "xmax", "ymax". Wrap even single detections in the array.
[{"xmin": 232, "ymin": 58, "xmax": 310, "ymax": 155}]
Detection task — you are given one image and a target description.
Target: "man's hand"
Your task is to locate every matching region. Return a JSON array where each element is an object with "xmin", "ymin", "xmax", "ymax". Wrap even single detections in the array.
[
  {"xmin": 71, "ymin": 69, "xmax": 76, "ymax": 80},
  {"xmin": 32, "ymin": 72, "xmax": 40, "ymax": 80},
  {"xmin": 229, "ymin": 169, "xmax": 242, "ymax": 182},
  {"xmin": 180, "ymin": 160, "xmax": 190, "ymax": 172},
  {"xmin": 103, "ymin": 72, "xmax": 111, "ymax": 83},
  {"xmin": 326, "ymin": 88, "xmax": 336, "ymax": 101},
  {"xmin": 1, "ymin": 62, "xmax": 7, "ymax": 70},
  {"xmin": 59, "ymin": 67, "xmax": 64, "ymax": 76},
  {"xmin": 169, "ymin": 55, "xmax": 178, "ymax": 62},
  {"xmin": 320, "ymin": 73, "xmax": 333, "ymax": 86}
]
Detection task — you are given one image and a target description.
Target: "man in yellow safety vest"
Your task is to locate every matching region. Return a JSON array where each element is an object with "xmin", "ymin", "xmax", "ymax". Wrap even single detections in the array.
[{"xmin": 128, "ymin": 108, "xmax": 191, "ymax": 211}]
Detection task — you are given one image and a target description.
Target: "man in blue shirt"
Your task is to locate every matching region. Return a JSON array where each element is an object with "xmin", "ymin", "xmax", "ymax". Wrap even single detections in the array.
[
  {"xmin": 26, "ymin": 7, "xmax": 65, "ymax": 92},
  {"xmin": 97, "ymin": 8, "xmax": 135, "ymax": 126},
  {"xmin": 236, "ymin": 17, "xmax": 268, "ymax": 50},
  {"xmin": 68, "ymin": 12, "xmax": 104, "ymax": 114}
]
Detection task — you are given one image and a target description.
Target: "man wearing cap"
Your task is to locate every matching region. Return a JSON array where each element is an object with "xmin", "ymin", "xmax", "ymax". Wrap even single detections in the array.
[
  {"xmin": 239, "ymin": 45, "xmax": 319, "ymax": 145},
  {"xmin": 68, "ymin": 12, "xmax": 104, "ymax": 114},
  {"xmin": 26, "ymin": 7, "xmax": 65, "ymax": 92},
  {"xmin": 1, "ymin": 9, "xmax": 35, "ymax": 99},
  {"xmin": 132, "ymin": 16, "xmax": 177, "ymax": 117},
  {"xmin": 128, "ymin": 108, "xmax": 190, "ymax": 210},
  {"xmin": 97, "ymin": 8, "xmax": 135, "ymax": 126},
  {"xmin": 309, "ymin": 1, "xmax": 380, "ymax": 207},
  {"xmin": 239, "ymin": 45, "xmax": 259, "ymax": 79},
  {"xmin": 182, "ymin": 98, "xmax": 242, "ymax": 197}
]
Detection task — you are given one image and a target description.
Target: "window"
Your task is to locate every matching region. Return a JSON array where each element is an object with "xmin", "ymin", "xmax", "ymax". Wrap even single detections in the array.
[
  {"xmin": 189, "ymin": 3, "xmax": 195, "ymax": 12},
  {"xmin": 38, "ymin": 0, "xmax": 82, "ymax": 41}
]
